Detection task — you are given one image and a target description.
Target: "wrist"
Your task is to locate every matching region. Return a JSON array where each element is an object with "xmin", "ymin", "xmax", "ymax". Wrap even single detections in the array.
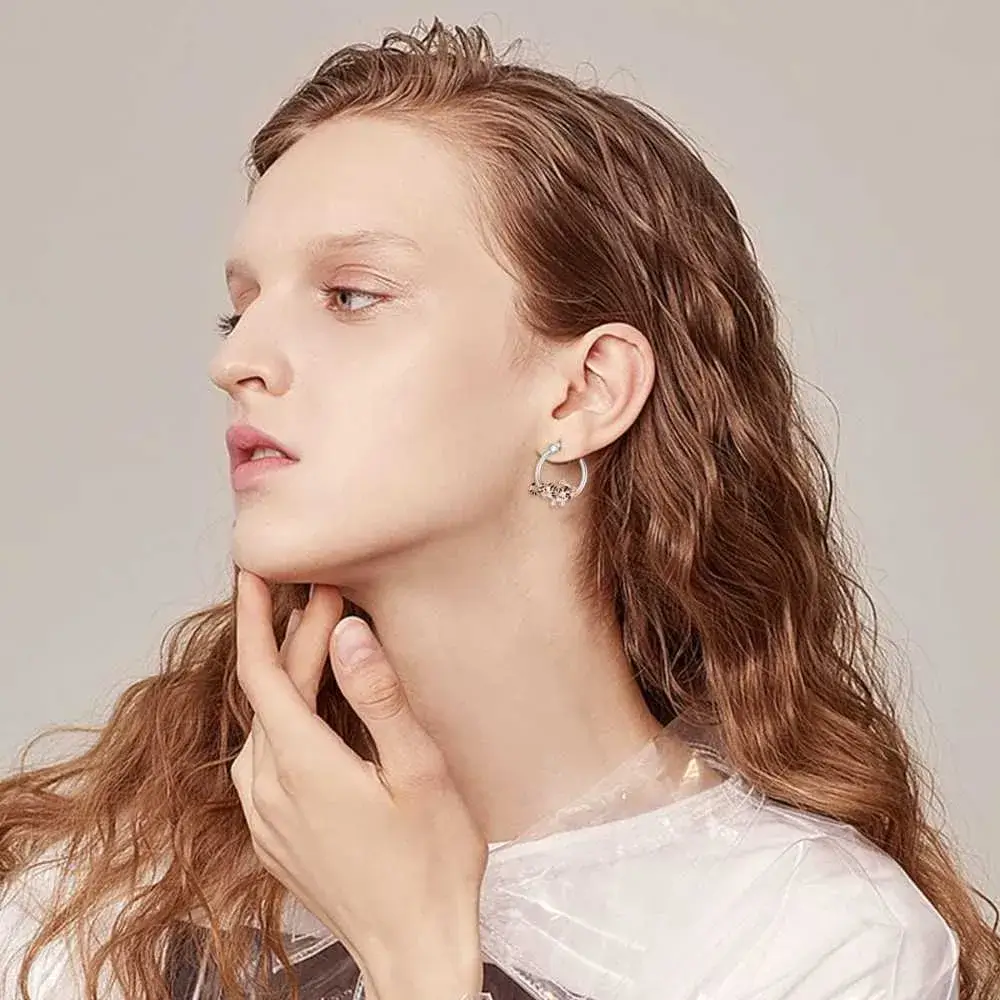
[{"xmin": 364, "ymin": 940, "xmax": 484, "ymax": 1000}]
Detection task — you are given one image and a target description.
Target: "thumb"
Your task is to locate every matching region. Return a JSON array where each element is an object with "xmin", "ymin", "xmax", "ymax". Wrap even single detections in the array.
[{"xmin": 330, "ymin": 617, "xmax": 442, "ymax": 785}]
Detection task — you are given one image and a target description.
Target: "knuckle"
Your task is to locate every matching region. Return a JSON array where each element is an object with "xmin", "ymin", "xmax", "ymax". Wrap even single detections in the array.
[
  {"xmin": 396, "ymin": 748, "xmax": 450, "ymax": 794},
  {"xmin": 357, "ymin": 675, "xmax": 405, "ymax": 720},
  {"xmin": 229, "ymin": 754, "xmax": 246, "ymax": 788},
  {"xmin": 250, "ymin": 774, "xmax": 285, "ymax": 813},
  {"xmin": 248, "ymin": 827, "xmax": 275, "ymax": 865},
  {"xmin": 273, "ymin": 761, "xmax": 299, "ymax": 796},
  {"xmin": 401, "ymin": 765, "xmax": 448, "ymax": 795}
]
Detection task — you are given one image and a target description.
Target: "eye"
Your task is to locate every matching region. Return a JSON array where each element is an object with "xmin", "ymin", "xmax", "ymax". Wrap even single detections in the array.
[
  {"xmin": 320, "ymin": 283, "xmax": 384, "ymax": 315},
  {"xmin": 214, "ymin": 287, "xmax": 384, "ymax": 338}
]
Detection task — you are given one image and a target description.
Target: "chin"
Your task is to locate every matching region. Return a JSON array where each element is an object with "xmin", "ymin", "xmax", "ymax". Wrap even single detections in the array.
[
  {"xmin": 228, "ymin": 515, "xmax": 377, "ymax": 590},
  {"xmin": 229, "ymin": 522, "xmax": 323, "ymax": 585}
]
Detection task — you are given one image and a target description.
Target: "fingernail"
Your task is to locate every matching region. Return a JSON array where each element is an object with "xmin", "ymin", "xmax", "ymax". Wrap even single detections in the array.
[{"xmin": 334, "ymin": 617, "xmax": 378, "ymax": 666}]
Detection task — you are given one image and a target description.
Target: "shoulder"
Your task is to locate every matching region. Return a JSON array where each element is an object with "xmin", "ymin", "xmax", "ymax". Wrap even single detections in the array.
[
  {"xmin": 0, "ymin": 858, "xmax": 75, "ymax": 998},
  {"xmin": 0, "ymin": 853, "xmax": 130, "ymax": 1000},
  {"xmin": 486, "ymin": 778, "xmax": 960, "ymax": 1000},
  {"xmin": 699, "ymin": 789, "xmax": 960, "ymax": 999}
]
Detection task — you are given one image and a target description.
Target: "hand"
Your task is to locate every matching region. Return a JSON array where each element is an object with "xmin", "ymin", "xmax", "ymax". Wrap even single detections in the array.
[{"xmin": 229, "ymin": 569, "xmax": 487, "ymax": 1000}]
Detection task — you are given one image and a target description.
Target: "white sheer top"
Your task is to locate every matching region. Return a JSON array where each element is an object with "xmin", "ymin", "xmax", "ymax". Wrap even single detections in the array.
[{"xmin": 0, "ymin": 720, "xmax": 960, "ymax": 1000}]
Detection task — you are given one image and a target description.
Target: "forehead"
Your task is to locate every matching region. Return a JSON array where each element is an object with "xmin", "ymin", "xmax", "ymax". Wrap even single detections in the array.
[{"xmin": 227, "ymin": 115, "xmax": 483, "ymax": 268}]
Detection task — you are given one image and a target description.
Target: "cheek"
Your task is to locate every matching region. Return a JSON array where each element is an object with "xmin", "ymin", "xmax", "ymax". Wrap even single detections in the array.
[
  {"xmin": 330, "ymin": 334, "xmax": 511, "ymax": 449},
  {"xmin": 313, "ymin": 348, "xmax": 524, "ymax": 508},
  {"xmin": 230, "ymin": 365, "xmax": 530, "ymax": 580}
]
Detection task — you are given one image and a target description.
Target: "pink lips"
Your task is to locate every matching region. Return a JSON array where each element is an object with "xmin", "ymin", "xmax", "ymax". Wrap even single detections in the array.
[{"xmin": 226, "ymin": 423, "xmax": 299, "ymax": 491}]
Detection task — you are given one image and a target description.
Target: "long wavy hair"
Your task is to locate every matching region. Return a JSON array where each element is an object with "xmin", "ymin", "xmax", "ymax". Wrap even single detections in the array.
[{"xmin": 2, "ymin": 18, "xmax": 997, "ymax": 1000}]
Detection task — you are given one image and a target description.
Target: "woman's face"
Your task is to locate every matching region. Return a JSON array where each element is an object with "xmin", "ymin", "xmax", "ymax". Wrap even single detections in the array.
[{"xmin": 210, "ymin": 115, "xmax": 548, "ymax": 587}]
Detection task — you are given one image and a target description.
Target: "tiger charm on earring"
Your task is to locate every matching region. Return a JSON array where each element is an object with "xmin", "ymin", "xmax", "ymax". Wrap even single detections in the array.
[{"xmin": 529, "ymin": 440, "xmax": 589, "ymax": 508}]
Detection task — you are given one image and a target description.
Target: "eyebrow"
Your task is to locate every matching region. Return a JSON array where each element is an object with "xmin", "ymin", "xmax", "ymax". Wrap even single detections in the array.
[{"xmin": 224, "ymin": 229, "xmax": 423, "ymax": 283}]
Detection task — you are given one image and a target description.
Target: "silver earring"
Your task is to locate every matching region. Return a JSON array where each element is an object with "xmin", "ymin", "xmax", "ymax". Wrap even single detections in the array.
[{"xmin": 529, "ymin": 440, "xmax": 588, "ymax": 508}]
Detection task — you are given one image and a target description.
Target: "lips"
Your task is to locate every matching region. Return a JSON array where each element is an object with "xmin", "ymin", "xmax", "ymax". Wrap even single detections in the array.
[{"xmin": 226, "ymin": 424, "xmax": 299, "ymax": 472}]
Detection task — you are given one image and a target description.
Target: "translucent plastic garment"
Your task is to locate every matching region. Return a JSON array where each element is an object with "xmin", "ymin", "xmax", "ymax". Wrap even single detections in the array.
[{"xmin": 0, "ymin": 717, "xmax": 960, "ymax": 1000}]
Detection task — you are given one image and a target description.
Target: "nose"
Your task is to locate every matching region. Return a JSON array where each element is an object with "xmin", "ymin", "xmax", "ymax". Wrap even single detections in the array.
[{"xmin": 208, "ymin": 330, "xmax": 292, "ymax": 398}]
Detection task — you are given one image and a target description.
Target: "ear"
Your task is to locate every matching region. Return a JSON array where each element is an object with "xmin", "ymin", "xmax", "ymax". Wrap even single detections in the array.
[{"xmin": 548, "ymin": 322, "xmax": 657, "ymax": 455}]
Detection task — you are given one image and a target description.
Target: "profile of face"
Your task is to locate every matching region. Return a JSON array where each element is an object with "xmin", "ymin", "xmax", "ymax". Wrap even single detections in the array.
[{"xmin": 209, "ymin": 116, "xmax": 554, "ymax": 591}]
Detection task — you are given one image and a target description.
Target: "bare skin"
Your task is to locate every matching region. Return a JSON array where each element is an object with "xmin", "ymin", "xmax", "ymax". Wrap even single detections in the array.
[{"xmin": 209, "ymin": 114, "xmax": 681, "ymax": 846}]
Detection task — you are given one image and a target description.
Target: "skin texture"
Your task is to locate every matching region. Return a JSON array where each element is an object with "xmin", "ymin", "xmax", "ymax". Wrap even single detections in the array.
[
  {"xmin": 209, "ymin": 114, "xmax": 669, "ymax": 846},
  {"xmin": 229, "ymin": 569, "xmax": 487, "ymax": 1000}
]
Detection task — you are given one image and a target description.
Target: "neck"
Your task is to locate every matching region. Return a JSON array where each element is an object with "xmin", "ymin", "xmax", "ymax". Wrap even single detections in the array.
[{"xmin": 331, "ymin": 518, "xmax": 668, "ymax": 843}]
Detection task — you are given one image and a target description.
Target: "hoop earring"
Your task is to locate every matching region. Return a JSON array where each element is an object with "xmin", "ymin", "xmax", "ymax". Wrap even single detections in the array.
[{"xmin": 528, "ymin": 440, "xmax": 588, "ymax": 508}]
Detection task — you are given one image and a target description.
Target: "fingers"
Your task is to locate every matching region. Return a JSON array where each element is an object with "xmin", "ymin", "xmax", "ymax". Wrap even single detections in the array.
[
  {"xmin": 235, "ymin": 569, "xmax": 282, "ymax": 716},
  {"xmin": 241, "ymin": 600, "xmax": 301, "ymax": 801},
  {"xmin": 279, "ymin": 608, "xmax": 303, "ymax": 657},
  {"xmin": 235, "ymin": 569, "xmax": 364, "ymax": 781},
  {"xmin": 330, "ymin": 617, "xmax": 446, "ymax": 790},
  {"xmin": 235, "ymin": 570, "xmax": 324, "ymax": 750},
  {"xmin": 282, "ymin": 587, "xmax": 344, "ymax": 708}
]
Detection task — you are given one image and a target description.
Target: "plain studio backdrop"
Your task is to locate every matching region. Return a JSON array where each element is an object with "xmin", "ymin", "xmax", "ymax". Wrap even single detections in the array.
[{"xmin": 0, "ymin": 1, "xmax": 996, "ymax": 901}]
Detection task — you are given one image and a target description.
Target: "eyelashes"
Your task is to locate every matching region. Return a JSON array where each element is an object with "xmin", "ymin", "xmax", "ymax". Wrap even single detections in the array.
[
  {"xmin": 215, "ymin": 284, "xmax": 386, "ymax": 338},
  {"xmin": 216, "ymin": 312, "xmax": 239, "ymax": 337}
]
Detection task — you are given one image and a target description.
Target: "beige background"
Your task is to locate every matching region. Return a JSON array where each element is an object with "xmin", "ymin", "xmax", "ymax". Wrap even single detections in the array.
[{"xmin": 1, "ymin": 2, "xmax": 996, "ymax": 899}]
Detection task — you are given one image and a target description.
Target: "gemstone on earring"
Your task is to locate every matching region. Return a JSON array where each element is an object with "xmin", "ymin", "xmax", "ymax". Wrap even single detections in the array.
[{"xmin": 529, "ymin": 480, "xmax": 574, "ymax": 507}]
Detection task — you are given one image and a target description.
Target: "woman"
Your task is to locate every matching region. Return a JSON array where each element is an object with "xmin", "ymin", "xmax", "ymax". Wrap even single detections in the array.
[{"xmin": 1, "ymin": 17, "xmax": 997, "ymax": 1000}]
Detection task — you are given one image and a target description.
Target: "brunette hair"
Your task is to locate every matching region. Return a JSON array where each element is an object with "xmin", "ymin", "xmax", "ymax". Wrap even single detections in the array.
[{"xmin": 2, "ymin": 18, "xmax": 997, "ymax": 1000}]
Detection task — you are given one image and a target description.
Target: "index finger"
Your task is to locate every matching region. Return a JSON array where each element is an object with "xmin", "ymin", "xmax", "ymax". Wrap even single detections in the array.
[{"xmin": 235, "ymin": 569, "xmax": 325, "ymax": 745}]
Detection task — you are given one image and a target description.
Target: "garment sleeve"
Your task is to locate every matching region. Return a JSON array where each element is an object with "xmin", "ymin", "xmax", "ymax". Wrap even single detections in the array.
[
  {"xmin": 0, "ymin": 862, "xmax": 92, "ymax": 1000},
  {"xmin": 633, "ymin": 835, "xmax": 961, "ymax": 1000},
  {"xmin": 705, "ymin": 905, "xmax": 960, "ymax": 1000}
]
